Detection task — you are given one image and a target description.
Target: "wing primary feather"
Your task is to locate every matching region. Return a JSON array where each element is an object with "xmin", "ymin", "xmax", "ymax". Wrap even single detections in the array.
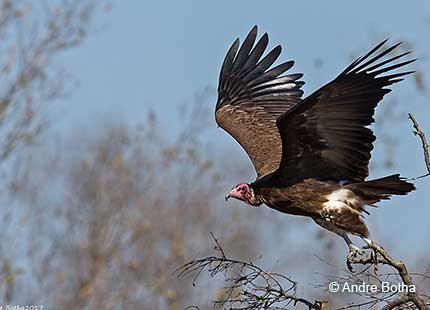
[
  {"xmin": 232, "ymin": 26, "xmax": 258, "ymax": 71},
  {"xmin": 254, "ymin": 78, "xmax": 305, "ymax": 91},
  {"xmin": 364, "ymin": 51, "xmax": 412, "ymax": 72},
  {"xmin": 250, "ymin": 61, "xmax": 295, "ymax": 86},
  {"xmin": 378, "ymin": 71, "xmax": 415, "ymax": 82},
  {"xmin": 370, "ymin": 59, "xmax": 416, "ymax": 76},
  {"xmin": 340, "ymin": 56, "xmax": 364, "ymax": 75},
  {"xmin": 241, "ymin": 33, "xmax": 269, "ymax": 75},
  {"xmin": 352, "ymin": 42, "xmax": 402, "ymax": 73},
  {"xmin": 340, "ymin": 39, "xmax": 389, "ymax": 75},
  {"xmin": 220, "ymin": 38, "xmax": 240, "ymax": 79},
  {"xmin": 243, "ymin": 45, "xmax": 282, "ymax": 82}
]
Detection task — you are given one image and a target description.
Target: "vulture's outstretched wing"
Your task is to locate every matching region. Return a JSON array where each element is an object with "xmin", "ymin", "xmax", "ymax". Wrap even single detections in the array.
[
  {"xmin": 216, "ymin": 26, "xmax": 304, "ymax": 179},
  {"xmin": 276, "ymin": 40, "xmax": 415, "ymax": 182}
]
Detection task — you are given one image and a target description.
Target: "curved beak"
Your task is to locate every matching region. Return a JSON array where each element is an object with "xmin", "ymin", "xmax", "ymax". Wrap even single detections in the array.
[{"xmin": 225, "ymin": 188, "xmax": 238, "ymax": 202}]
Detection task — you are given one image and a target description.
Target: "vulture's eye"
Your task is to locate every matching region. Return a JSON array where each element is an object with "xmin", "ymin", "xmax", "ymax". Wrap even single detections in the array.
[{"xmin": 241, "ymin": 186, "xmax": 247, "ymax": 192}]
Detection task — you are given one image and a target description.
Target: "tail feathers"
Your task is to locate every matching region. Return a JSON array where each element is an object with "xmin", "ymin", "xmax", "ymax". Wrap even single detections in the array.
[{"xmin": 346, "ymin": 174, "xmax": 415, "ymax": 202}]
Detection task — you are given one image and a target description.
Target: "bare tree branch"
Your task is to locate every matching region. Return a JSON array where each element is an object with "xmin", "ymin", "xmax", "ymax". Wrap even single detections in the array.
[
  {"xmin": 381, "ymin": 296, "xmax": 413, "ymax": 310},
  {"xmin": 346, "ymin": 240, "xmax": 428, "ymax": 309},
  {"xmin": 408, "ymin": 113, "xmax": 430, "ymax": 180},
  {"xmin": 175, "ymin": 233, "xmax": 326, "ymax": 310}
]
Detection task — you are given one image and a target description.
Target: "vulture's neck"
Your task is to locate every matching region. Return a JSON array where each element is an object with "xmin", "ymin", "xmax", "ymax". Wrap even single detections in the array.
[{"xmin": 249, "ymin": 186, "xmax": 265, "ymax": 206}]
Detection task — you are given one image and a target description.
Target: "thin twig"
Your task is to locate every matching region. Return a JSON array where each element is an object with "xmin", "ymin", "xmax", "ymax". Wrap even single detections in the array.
[{"xmin": 408, "ymin": 113, "xmax": 430, "ymax": 180}]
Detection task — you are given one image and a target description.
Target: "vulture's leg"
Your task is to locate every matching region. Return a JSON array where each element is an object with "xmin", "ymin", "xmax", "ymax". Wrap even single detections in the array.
[
  {"xmin": 360, "ymin": 237, "xmax": 373, "ymax": 248},
  {"xmin": 342, "ymin": 233, "xmax": 364, "ymax": 272},
  {"xmin": 342, "ymin": 233, "xmax": 364, "ymax": 257},
  {"xmin": 361, "ymin": 236, "xmax": 378, "ymax": 270}
]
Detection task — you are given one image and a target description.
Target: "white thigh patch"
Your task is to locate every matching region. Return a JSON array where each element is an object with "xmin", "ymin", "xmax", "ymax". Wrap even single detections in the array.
[{"xmin": 323, "ymin": 188, "xmax": 361, "ymax": 209}]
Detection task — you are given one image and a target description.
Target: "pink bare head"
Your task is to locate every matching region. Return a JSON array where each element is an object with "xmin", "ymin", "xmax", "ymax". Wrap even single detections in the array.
[{"xmin": 225, "ymin": 183, "xmax": 258, "ymax": 206}]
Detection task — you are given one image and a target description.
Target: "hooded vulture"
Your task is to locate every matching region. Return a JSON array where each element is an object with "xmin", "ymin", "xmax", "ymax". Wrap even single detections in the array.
[{"xmin": 217, "ymin": 26, "xmax": 415, "ymax": 267}]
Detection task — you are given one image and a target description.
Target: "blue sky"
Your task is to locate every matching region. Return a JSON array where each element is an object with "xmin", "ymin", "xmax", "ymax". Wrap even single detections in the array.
[
  {"xmin": 58, "ymin": 0, "xmax": 430, "ymax": 124},
  {"xmin": 54, "ymin": 1, "xmax": 430, "ymax": 261}
]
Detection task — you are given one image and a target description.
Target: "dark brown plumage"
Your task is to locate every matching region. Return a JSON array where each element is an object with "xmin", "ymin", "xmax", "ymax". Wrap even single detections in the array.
[
  {"xmin": 275, "ymin": 40, "xmax": 414, "ymax": 182},
  {"xmin": 217, "ymin": 26, "xmax": 415, "ymax": 254}
]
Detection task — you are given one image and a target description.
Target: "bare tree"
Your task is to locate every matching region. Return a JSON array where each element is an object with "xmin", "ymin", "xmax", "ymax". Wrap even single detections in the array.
[
  {"xmin": 0, "ymin": 0, "xmax": 106, "ymax": 304},
  {"xmin": 0, "ymin": 0, "xmax": 104, "ymax": 162}
]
